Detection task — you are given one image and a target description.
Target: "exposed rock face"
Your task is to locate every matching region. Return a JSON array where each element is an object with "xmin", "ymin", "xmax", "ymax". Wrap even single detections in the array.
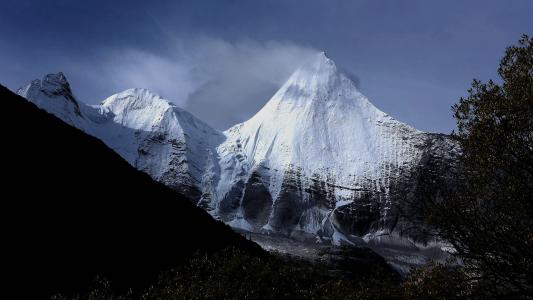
[
  {"xmin": 17, "ymin": 53, "xmax": 460, "ymax": 250},
  {"xmin": 209, "ymin": 53, "xmax": 461, "ymax": 246}
]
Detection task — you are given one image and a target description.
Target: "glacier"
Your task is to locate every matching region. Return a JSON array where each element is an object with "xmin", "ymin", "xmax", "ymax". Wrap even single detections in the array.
[{"xmin": 17, "ymin": 52, "xmax": 461, "ymax": 270}]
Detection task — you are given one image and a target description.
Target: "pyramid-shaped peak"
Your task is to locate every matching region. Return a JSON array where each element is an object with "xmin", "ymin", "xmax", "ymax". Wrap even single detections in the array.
[
  {"xmin": 298, "ymin": 51, "xmax": 337, "ymax": 75},
  {"xmin": 269, "ymin": 50, "xmax": 360, "ymax": 106}
]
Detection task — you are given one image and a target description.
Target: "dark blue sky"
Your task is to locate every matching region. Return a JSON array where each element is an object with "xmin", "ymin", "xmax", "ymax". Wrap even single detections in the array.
[{"xmin": 1, "ymin": 0, "xmax": 531, "ymax": 132}]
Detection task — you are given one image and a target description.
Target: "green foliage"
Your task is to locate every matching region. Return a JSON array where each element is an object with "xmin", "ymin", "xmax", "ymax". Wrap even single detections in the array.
[
  {"xmin": 401, "ymin": 264, "xmax": 469, "ymax": 300},
  {"xmin": 54, "ymin": 248, "xmax": 489, "ymax": 300},
  {"xmin": 141, "ymin": 248, "xmax": 398, "ymax": 300},
  {"xmin": 425, "ymin": 35, "xmax": 533, "ymax": 297},
  {"xmin": 51, "ymin": 277, "xmax": 133, "ymax": 300}
]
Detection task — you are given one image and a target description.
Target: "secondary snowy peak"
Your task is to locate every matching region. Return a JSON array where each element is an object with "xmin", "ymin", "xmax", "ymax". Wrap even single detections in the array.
[
  {"xmin": 18, "ymin": 73, "xmax": 224, "ymax": 204},
  {"xmin": 18, "ymin": 72, "xmax": 71, "ymax": 96},
  {"xmin": 101, "ymin": 88, "xmax": 170, "ymax": 112},
  {"xmin": 17, "ymin": 72, "xmax": 86, "ymax": 127},
  {"xmin": 100, "ymin": 88, "xmax": 225, "ymax": 200},
  {"xmin": 99, "ymin": 88, "xmax": 220, "ymax": 138},
  {"xmin": 99, "ymin": 88, "xmax": 175, "ymax": 131}
]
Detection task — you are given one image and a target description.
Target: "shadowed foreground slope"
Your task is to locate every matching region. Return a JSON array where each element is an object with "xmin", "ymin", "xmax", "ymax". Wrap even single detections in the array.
[{"xmin": 0, "ymin": 85, "xmax": 262, "ymax": 298}]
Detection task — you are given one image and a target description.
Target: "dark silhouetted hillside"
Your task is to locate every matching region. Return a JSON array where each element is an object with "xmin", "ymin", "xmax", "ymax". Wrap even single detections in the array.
[{"xmin": 0, "ymin": 85, "xmax": 262, "ymax": 298}]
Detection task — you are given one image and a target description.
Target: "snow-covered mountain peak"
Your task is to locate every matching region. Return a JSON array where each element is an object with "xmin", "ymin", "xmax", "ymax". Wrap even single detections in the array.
[
  {"xmin": 97, "ymin": 88, "xmax": 220, "ymax": 145},
  {"xmin": 17, "ymin": 72, "xmax": 85, "ymax": 127},
  {"xmin": 231, "ymin": 52, "xmax": 418, "ymax": 142},
  {"xmin": 17, "ymin": 72, "xmax": 74, "ymax": 100},
  {"xmin": 98, "ymin": 88, "xmax": 179, "ymax": 131},
  {"xmin": 301, "ymin": 51, "xmax": 336, "ymax": 74},
  {"xmin": 276, "ymin": 51, "xmax": 340, "ymax": 102},
  {"xmin": 261, "ymin": 51, "xmax": 375, "ymax": 117},
  {"xmin": 101, "ymin": 88, "xmax": 169, "ymax": 109},
  {"xmin": 17, "ymin": 65, "xmax": 459, "ymax": 260},
  {"xmin": 18, "ymin": 73, "xmax": 225, "ymax": 202},
  {"xmin": 216, "ymin": 54, "xmax": 428, "ymax": 232}
]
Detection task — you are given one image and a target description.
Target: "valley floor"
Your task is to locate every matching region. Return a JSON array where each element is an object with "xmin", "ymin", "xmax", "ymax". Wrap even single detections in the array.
[{"xmin": 236, "ymin": 229, "xmax": 453, "ymax": 276}]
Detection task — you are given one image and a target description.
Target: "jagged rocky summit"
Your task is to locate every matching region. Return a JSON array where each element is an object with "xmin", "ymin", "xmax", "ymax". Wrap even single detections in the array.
[{"xmin": 17, "ymin": 53, "xmax": 460, "ymax": 251}]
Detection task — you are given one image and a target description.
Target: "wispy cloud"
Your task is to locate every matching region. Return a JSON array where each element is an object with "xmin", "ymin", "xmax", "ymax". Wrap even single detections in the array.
[{"xmin": 88, "ymin": 38, "xmax": 317, "ymax": 128}]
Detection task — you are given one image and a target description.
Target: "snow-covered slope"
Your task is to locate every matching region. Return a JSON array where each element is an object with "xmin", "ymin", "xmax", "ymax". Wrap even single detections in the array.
[
  {"xmin": 17, "ymin": 74, "xmax": 223, "ymax": 201},
  {"xmin": 206, "ymin": 53, "xmax": 459, "ymax": 246},
  {"xmin": 18, "ymin": 54, "xmax": 459, "ymax": 250},
  {"xmin": 96, "ymin": 88, "xmax": 224, "ymax": 199}
]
